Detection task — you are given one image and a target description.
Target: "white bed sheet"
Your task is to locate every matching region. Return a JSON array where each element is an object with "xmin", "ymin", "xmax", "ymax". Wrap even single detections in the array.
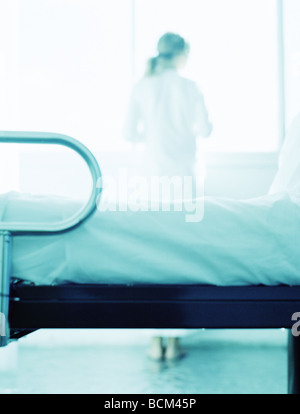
[{"xmin": 1, "ymin": 190, "xmax": 300, "ymax": 286}]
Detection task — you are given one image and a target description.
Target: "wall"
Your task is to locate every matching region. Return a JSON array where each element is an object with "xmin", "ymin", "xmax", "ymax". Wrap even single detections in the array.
[
  {"xmin": 204, "ymin": 152, "xmax": 277, "ymax": 199},
  {"xmin": 19, "ymin": 149, "xmax": 278, "ymax": 201}
]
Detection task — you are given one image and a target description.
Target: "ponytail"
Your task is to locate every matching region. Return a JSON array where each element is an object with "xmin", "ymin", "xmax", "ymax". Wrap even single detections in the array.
[
  {"xmin": 145, "ymin": 56, "xmax": 159, "ymax": 77},
  {"xmin": 144, "ymin": 54, "xmax": 175, "ymax": 77}
]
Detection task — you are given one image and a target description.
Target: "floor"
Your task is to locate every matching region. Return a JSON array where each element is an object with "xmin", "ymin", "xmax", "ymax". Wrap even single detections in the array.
[{"xmin": 0, "ymin": 328, "xmax": 287, "ymax": 394}]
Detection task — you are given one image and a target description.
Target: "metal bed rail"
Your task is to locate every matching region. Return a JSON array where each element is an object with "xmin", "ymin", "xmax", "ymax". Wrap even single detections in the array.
[{"xmin": 0, "ymin": 131, "xmax": 102, "ymax": 346}]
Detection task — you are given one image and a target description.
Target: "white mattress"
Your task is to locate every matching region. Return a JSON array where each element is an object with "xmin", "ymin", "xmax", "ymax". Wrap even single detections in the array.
[{"xmin": 1, "ymin": 191, "xmax": 300, "ymax": 286}]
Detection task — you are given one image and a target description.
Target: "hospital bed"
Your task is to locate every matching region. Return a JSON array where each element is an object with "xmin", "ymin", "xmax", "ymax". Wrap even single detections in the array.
[{"xmin": 1, "ymin": 132, "xmax": 300, "ymax": 394}]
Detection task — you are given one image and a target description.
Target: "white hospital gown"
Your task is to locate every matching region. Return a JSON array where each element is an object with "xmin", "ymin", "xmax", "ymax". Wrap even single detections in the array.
[{"xmin": 124, "ymin": 69, "xmax": 212, "ymax": 178}]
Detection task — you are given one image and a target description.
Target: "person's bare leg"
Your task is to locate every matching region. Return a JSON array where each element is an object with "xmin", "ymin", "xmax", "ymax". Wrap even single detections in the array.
[
  {"xmin": 147, "ymin": 336, "xmax": 164, "ymax": 360},
  {"xmin": 165, "ymin": 337, "xmax": 185, "ymax": 360}
]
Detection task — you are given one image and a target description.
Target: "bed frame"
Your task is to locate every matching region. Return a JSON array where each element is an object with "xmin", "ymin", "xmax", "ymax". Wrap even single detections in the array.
[{"xmin": 1, "ymin": 132, "xmax": 300, "ymax": 394}]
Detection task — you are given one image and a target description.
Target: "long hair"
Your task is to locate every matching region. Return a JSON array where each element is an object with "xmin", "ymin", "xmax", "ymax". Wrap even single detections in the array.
[{"xmin": 145, "ymin": 32, "xmax": 190, "ymax": 77}]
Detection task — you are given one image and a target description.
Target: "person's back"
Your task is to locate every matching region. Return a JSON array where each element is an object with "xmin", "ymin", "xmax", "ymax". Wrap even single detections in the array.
[
  {"xmin": 129, "ymin": 69, "xmax": 211, "ymax": 176},
  {"xmin": 124, "ymin": 32, "xmax": 212, "ymax": 178}
]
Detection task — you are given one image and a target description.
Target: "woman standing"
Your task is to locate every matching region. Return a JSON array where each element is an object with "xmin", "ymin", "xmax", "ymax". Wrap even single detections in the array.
[{"xmin": 124, "ymin": 32, "xmax": 213, "ymax": 360}]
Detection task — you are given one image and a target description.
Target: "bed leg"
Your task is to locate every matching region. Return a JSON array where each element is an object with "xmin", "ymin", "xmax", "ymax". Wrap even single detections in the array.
[
  {"xmin": 0, "ymin": 231, "xmax": 11, "ymax": 347},
  {"xmin": 288, "ymin": 330, "xmax": 300, "ymax": 394}
]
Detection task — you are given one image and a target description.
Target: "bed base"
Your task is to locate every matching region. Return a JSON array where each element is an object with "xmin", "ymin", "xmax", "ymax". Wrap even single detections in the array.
[{"xmin": 7, "ymin": 282, "xmax": 300, "ymax": 394}]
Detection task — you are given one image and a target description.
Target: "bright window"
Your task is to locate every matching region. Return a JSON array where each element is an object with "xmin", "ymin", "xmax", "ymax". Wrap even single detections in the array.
[
  {"xmin": 0, "ymin": 0, "xmax": 281, "ymax": 154},
  {"xmin": 134, "ymin": 0, "xmax": 280, "ymax": 152}
]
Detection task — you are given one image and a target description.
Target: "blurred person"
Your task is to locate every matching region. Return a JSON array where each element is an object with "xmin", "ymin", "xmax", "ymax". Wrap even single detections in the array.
[{"xmin": 124, "ymin": 32, "xmax": 213, "ymax": 360}]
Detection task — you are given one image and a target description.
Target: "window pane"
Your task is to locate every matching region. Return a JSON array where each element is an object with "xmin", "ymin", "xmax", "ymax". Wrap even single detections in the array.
[
  {"xmin": 134, "ymin": 0, "xmax": 279, "ymax": 152},
  {"xmin": 16, "ymin": 0, "xmax": 133, "ymax": 151},
  {"xmin": 0, "ymin": 0, "xmax": 280, "ymax": 154}
]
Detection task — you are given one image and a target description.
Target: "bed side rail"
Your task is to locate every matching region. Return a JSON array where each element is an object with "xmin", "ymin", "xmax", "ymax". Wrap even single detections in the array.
[
  {"xmin": 0, "ymin": 131, "xmax": 102, "ymax": 233},
  {"xmin": 0, "ymin": 131, "xmax": 102, "ymax": 346}
]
